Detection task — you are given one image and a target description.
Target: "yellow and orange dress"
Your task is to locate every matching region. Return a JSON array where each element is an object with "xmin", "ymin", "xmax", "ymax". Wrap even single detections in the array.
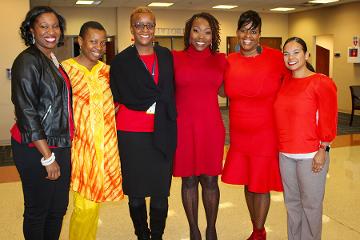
[
  {"xmin": 62, "ymin": 58, "xmax": 123, "ymax": 202},
  {"xmin": 62, "ymin": 59, "xmax": 123, "ymax": 240}
]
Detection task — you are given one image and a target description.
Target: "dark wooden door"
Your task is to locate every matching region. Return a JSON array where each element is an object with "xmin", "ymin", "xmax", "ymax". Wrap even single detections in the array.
[
  {"xmin": 316, "ymin": 45, "xmax": 330, "ymax": 76},
  {"xmin": 260, "ymin": 37, "xmax": 282, "ymax": 50},
  {"xmin": 226, "ymin": 36, "xmax": 239, "ymax": 54},
  {"xmin": 105, "ymin": 36, "xmax": 115, "ymax": 65}
]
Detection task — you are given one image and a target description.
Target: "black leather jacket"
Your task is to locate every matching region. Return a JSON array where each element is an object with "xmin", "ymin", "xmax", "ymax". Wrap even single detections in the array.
[{"xmin": 11, "ymin": 46, "xmax": 72, "ymax": 147}]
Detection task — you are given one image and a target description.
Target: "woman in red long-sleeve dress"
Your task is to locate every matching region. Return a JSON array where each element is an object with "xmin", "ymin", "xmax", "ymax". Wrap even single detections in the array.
[
  {"xmin": 221, "ymin": 10, "xmax": 287, "ymax": 240},
  {"xmin": 173, "ymin": 13, "xmax": 226, "ymax": 240}
]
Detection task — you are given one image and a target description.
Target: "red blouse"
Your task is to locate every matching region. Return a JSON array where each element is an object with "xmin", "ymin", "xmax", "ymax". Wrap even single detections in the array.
[
  {"xmin": 274, "ymin": 73, "xmax": 337, "ymax": 153},
  {"xmin": 116, "ymin": 53, "xmax": 159, "ymax": 132}
]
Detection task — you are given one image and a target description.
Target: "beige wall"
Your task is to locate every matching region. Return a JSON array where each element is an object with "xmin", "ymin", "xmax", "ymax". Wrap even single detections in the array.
[
  {"xmin": 288, "ymin": 2, "xmax": 360, "ymax": 113},
  {"xmin": 0, "ymin": 0, "xmax": 29, "ymax": 144},
  {"xmin": 54, "ymin": 7, "xmax": 117, "ymax": 36}
]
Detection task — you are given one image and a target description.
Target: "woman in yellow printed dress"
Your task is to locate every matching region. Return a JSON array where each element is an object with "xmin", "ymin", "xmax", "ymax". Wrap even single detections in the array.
[{"xmin": 62, "ymin": 21, "xmax": 123, "ymax": 240}]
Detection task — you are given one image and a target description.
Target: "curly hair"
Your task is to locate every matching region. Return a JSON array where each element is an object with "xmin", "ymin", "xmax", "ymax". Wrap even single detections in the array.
[
  {"xmin": 184, "ymin": 12, "xmax": 221, "ymax": 54},
  {"xmin": 20, "ymin": 6, "xmax": 66, "ymax": 47}
]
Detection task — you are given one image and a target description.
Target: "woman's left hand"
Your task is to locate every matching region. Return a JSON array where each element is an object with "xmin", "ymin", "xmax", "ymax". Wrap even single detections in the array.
[{"xmin": 312, "ymin": 149, "xmax": 326, "ymax": 173}]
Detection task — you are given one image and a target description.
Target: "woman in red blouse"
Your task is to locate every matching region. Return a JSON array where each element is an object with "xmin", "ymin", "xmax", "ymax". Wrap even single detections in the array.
[{"xmin": 274, "ymin": 37, "xmax": 337, "ymax": 240}]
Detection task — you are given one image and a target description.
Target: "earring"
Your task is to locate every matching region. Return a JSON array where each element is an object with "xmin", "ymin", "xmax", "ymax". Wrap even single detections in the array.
[
  {"xmin": 31, "ymin": 33, "xmax": 35, "ymax": 44},
  {"xmin": 256, "ymin": 45, "xmax": 262, "ymax": 54}
]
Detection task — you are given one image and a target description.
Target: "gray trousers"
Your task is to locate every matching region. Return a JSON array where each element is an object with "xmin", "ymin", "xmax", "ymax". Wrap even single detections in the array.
[{"xmin": 279, "ymin": 153, "xmax": 330, "ymax": 240}]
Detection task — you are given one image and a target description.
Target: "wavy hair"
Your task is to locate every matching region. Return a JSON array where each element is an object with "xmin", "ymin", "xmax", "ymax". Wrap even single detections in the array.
[{"xmin": 20, "ymin": 6, "xmax": 65, "ymax": 47}]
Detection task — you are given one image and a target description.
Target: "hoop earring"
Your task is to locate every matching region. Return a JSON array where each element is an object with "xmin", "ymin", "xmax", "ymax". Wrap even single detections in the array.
[{"xmin": 31, "ymin": 33, "xmax": 35, "ymax": 44}]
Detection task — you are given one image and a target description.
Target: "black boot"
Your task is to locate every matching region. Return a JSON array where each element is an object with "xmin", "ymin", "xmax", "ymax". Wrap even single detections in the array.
[
  {"xmin": 129, "ymin": 203, "xmax": 151, "ymax": 240},
  {"xmin": 150, "ymin": 206, "xmax": 168, "ymax": 240}
]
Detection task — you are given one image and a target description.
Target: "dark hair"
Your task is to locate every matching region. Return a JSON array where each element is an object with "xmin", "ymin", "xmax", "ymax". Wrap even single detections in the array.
[
  {"xmin": 79, "ymin": 21, "xmax": 106, "ymax": 38},
  {"xmin": 237, "ymin": 10, "xmax": 261, "ymax": 33},
  {"xmin": 283, "ymin": 37, "xmax": 315, "ymax": 72},
  {"xmin": 20, "ymin": 6, "xmax": 66, "ymax": 47},
  {"xmin": 184, "ymin": 12, "xmax": 221, "ymax": 54}
]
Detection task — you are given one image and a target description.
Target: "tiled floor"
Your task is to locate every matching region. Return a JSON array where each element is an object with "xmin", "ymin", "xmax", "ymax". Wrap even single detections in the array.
[{"xmin": 1, "ymin": 134, "xmax": 360, "ymax": 239}]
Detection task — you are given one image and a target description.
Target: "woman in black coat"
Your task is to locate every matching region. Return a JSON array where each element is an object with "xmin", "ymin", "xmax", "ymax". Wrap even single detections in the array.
[
  {"xmin": 11, "ymin": 6, "xmax": 72, "ymax": 240},
  {"xmin": 110, "ymin": 6, "xmax": 176, "ymax": 240}
]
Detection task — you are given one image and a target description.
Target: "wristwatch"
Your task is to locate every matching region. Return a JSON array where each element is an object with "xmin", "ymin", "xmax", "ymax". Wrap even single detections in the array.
[{"xmin": 319, "ymin": 144, "xmax": 330, "ymax": 152}]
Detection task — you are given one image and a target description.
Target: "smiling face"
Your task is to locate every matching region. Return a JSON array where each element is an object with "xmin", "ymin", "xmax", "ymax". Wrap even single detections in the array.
[
  {"xmin": 283, "ymin": 40, "xmax": 310, "ymax": 73},
  {"xmin": 237, "ymin": 22, "xmax": 260, "ymax": 56},
  {"xmin": 130, "ymin": 12, "xmax": 155, "ymax": 49},
  {"xmin": 189, "ymin": 17, "xmax": 212, "ymax": 52},
  {"xmin": 78, "ymin": 28, "xmax": 106, "ymax": 65},
  {"xmin": 30, "ymin": 12, "xmax": 61, "ymax": 57}
]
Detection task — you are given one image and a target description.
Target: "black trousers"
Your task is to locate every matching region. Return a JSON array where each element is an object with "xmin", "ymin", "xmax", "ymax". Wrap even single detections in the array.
[{"xmin": 11, "ymin": 139, "xmax": 71, "ymax": 240}]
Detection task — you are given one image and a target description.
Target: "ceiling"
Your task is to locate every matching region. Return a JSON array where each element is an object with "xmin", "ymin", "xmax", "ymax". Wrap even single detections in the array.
[{"xmin": 30, "ymin": 0, "xmax": 360, "ymax": 13}]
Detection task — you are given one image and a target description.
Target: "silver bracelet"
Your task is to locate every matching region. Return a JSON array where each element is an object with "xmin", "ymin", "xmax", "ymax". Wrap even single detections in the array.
[{"xmin": 41, "ymin": 152, "xmax": 55, "ymax": 166}]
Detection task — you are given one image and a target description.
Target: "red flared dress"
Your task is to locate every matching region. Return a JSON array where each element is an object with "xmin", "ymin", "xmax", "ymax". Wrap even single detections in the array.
[
  {"xmin": 172, "ymin": 46, "xmax": 226, "ymax": 177},
  {"xmin": 221, "ymin": 46, "xmax": 287, "ymax": 193}
]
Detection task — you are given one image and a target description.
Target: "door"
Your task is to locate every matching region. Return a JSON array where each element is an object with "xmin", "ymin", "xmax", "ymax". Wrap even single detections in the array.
[
  {"xmin": 104, "ymin": 36, "xmax": 115, "ymax": 65},
  {"xmin": 55, "ymin": 36, "xmax": 74, "ymax": 62},
  {"xmin": 154, "ymin": 36, "xmax": 184, "ymax": 50},
  {"xmin": 260, "ymin": 37, "xmax": 282, "ymax": 50},
  {"xmin": 316, "ymin": 45, "xmax": 330, "ymax": 76}
]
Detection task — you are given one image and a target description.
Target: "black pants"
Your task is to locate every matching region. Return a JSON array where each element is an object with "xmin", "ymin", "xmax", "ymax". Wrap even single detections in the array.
[{"xmin": 11, "ymin": 139, "xmax": 71, "ymax": 240}]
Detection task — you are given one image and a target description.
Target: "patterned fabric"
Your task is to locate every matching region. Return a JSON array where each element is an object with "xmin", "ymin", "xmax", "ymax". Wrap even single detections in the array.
[{"xmin": 62, "ymin": 59, "xmax": 123, "ymax": 202}]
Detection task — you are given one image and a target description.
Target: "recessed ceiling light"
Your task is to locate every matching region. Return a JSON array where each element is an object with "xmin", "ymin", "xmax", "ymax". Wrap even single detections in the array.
[
  {"xmin": 76, "ymin": 0, "xmax": 95, "ymax": 4},
  {"xmin": 75, "ymin": 0, "xmax": 101, "ymax": 5},
  {"xmin": 308, "ymin": 0, "xmax": 339, "ymax": 3},
  {"xmin": 148, "ymin": 2, "xmax": 174, "ymax": 7},
  {"xmin": 212, "ymin": 5, "xmax": 238, "ymax": 9},
  {"xmin": 270, "ymin": 7, "xmax": 296, "ymax": 12}
]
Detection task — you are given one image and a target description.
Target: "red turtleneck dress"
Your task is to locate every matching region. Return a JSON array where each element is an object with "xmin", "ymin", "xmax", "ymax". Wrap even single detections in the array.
[{"xmin": 172, "ymin": 46, "xmax": 227, "ymax": 177}]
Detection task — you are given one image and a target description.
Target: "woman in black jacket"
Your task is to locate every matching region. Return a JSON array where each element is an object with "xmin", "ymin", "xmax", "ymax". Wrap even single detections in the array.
[
  {"xmin": 110, "ymin": 6, "xmax": 176, "ymax": 240},
  {"xmin": 10, "ymin": 6, "xmax": 73, "ymax": 240}
]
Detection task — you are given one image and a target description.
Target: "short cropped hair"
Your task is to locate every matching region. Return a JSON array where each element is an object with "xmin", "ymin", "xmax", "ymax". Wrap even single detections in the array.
[
  {"xmin": 79, "ymin": 21, "xmax": 106, "ymax": 38},
  {"xmin": 130, "ymin": 6, "xmax": 155, "ymax": 25}
]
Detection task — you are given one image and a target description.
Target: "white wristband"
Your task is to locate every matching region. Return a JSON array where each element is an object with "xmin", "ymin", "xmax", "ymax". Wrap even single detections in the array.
[{"xmin": 41, "ymin": 152, "xmax": 55, "ymax": 166}]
